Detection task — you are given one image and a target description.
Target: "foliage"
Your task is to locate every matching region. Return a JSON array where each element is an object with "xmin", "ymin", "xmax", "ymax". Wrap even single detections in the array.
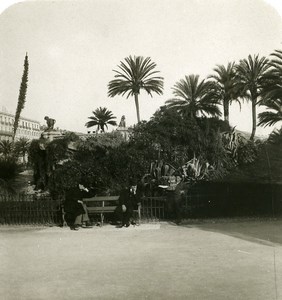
[
  {"xmin": 221, "ymin": 128, "xmax": 260, "ymax": 165},
  {"xmin": 49, "ymin": 132, "xmax": 152, "ymax": 195},
  {"xmin": 13, "ymin": 53, "xmax": 29, "ymax": 141},
  {"xmin": 268, "ymin": 127, "xmax": 282, "ymax": 145},
  {"xmin": 15, "ymin": 138, "xmax": 30, "ymax": 154},
  {"xmin": 258, "ymin": 50, "xmax": 282, "ymax": 128},
  {"xmin": 62, "ymin": 131, "xmax": 81, "ymax": 142},
  {"xmin": 261, "ymin": 49, "xmax": 282, "ymax": 101},
  {"xmin": 182, "ymin": 156, "xmax": 214, "ymax": 182},
  {"xmin": 235, "ymin": 54, "xmax": 270, "ymax": 140},
  {"xmin": 165, "ymin": 74, "xmax": 221, "ymax": 119},
  {"xmin": 32, "ymin": 105, "xmax": 261, "ymax": 198},
  {"xmin": 0, "ymin": 158, "xmax": 18, "ymax": 180},
  {"xmin": 130, "ymin": 108, "xmax": 235, "ymax": 186},
  {"xmin": 140, "ymin": 160, "xmax": 177, "ymax": 195},
  {"xmin": 28, "ymin": 133, "xmax": 80, "ymax": 190},
  {"xmin": 0, "ymin": 178, "xmax": 16, "ymax": 195},
  {"xmin": 257, "ymin": 98, "xmax": 282, "ymax": 127},
  {"xmin": 108, "ymin": 55, "xmax": 164, "ymax": 122},
  {"xmin": 48, "ymin": 160, "xmax": 83, "ymax": 195},
  {"xmin": 29, "ymin": 52, "xmax": 282, "ymax": 196},
  {"xmin": 208, "ymin": 62, "xmax": 240, "ymax": 124},
  {"xmin": 132, "ymin": 107, "xmax": 230, "ymax": 169},
  {"xmin": 77, "ymin": 131, "xmax": 124, "ymax": 156},
  {"xmin": 14, "ymin": 138, "xmax": 30, "ymax": 164},
  {"xmin": 85, "ymin": 107, "xmax": 117, "ymax": 132},
  {"xmin": 0, "ymin": 140, "xmax": 14, "ymax": 160},
  {"xmin": 28, "ymin": 139, "xmax": 48, "ymax": 189}
]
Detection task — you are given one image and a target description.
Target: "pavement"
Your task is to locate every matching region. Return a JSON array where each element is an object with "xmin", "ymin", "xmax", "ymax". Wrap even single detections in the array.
[{"xmin": 0, "ymin": 220, "xmax": 281, "ymax": 300}]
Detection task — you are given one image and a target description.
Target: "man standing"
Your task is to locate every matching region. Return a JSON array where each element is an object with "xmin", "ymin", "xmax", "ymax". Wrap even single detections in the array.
[{"xmin": 119, "ymin": 179, "xmax": 141, "ymax": 227}]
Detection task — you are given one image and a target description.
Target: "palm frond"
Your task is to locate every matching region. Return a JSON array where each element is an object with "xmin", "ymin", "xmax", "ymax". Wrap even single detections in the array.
[
  {"xmin": 165, "ymin": 74, "xmax": 221, "ymax": 118},
  {"xmin": 108, "ymin": 55, "xmax": 163, "ymax": 98},
  {"xmin": 258, "ymin": 98, "xmax": 282, "ymax": 127}
]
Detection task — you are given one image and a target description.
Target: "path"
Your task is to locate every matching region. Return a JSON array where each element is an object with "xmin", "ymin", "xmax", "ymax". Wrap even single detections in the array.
[{"xmin": 0, "ymin": 221, "xmax": 281, "ymax": 300}]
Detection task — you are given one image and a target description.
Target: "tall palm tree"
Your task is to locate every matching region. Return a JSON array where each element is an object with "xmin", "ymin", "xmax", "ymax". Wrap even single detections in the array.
[
  {"xmin": 235, "ymin": 54, "xmax": 270, "ymax": 140},
  {"xmin": 85, "ymin": 107, "xmax": 117, "ymax": 132},
  {"xmin": 108, "ymin": 56, "xmax": 164, "ymax": 123},
  {"xmin": 0, "ymin": 140, "xmax": 14, "ymax": 160},
  {"xmin": 13, "ymin": 53, "xmax": 29, "ymax": 141},
  {"xmin": 165, "ymin": 75, "xmax": 221, "ymax": 119},
  {"xmin": 209, "ymin": 62, "xmax": 240, "ymax": 125},
  {"xmin": 15, "ymin": 138, "xmax": 30, "ymax": 165}
]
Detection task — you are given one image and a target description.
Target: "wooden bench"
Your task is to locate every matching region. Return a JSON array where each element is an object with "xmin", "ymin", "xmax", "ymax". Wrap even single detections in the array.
[{"xmin": 83, "ymin": 196, "xmax": 141, "ymax": 226}]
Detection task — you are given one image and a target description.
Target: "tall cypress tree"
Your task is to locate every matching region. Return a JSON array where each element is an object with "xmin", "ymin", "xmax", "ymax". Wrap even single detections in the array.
[{"xmin": 13, "ymin": 53, "xmax": 29, "ymax": 141}]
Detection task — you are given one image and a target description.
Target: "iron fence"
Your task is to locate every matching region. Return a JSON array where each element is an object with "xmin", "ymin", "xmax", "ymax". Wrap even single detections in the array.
[
  {"xmin": 0, "ymin": 194, "xmax": 167, "ymax": 225},
  {"xmin": 0, "ymin": 193, "xmax": 62, "ymax": 225},
  {"xmin": 141, "ymin": 196, "xmax": 166, "ymax": 221}
]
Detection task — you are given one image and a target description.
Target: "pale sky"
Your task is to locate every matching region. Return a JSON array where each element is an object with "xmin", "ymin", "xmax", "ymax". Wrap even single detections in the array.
[{"xmin": 0, "ymin": 0, "xmax": 281, "ymax": 136}]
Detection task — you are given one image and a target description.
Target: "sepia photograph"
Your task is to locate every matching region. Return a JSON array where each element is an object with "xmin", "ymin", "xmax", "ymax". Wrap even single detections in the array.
[{"xmin": 0, "ymin": 0, "xmax": 281, "ymax": 299}]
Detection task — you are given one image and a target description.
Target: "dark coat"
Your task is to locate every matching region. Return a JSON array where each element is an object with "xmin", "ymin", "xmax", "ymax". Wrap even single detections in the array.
[
  {"xmin": 117, "ymin": 187, "xmax": 141, "ymax": 225},
  {"xmin": 119, "ymin": 188, "xmax": 141, "ymax": 211},
  {"xmin": 64, "ymin": 187, "xmax": 85, "ymax": 217}
]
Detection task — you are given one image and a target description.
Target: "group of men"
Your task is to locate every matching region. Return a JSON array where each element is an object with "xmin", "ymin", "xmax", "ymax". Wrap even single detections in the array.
[{"xmin": 63, "ymin": 180, "xmax": 141, "ymax": 230}]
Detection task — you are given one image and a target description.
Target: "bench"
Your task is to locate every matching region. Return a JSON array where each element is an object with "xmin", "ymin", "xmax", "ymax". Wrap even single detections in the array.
[{"xmin": 83, "ymin": 196, "xmax": 141, "ymax": 226}]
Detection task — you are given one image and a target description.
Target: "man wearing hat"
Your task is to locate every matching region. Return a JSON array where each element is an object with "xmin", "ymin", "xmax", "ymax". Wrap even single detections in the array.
[{"xmin": 118, "ymin": 178, "xmax": 141, "ymax": 227}]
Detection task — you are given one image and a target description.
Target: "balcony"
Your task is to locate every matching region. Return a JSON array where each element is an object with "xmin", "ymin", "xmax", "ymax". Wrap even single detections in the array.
[{"xmin": 0, "ymin": 130, "xmax": 12, "ymax": 137}]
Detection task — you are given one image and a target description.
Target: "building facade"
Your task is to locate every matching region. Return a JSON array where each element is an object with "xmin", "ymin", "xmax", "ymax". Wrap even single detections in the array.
[{"xmin": 0, "ymin": 110, "xmax": 41, "ymax": 141}]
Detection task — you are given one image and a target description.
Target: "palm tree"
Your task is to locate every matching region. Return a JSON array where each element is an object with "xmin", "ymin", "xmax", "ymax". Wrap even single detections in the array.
[
  {"xmin": 258, "ymin": 49, "xmax": 282, "ymax": 128},
  {"xmin": 165, "ymin": 75, "xmax": 221, "ymax": 119},
  {"xmin": 85, "ymin": 107, "xmax": 117, "ymax": 132},
  {"xmin": 258, "ymin": 98, "xmax": 282, "ymax": 127},
  {"xmin": 15, "ymin": 138, "xmax": 30, "ymax": 165},
  {"xmin": 13, "ymin": 53, "xmax": 29, "ymax": 141},
  {"xmin": 108, "ymin": 56, "xmax": 164, "ymax": 123},
  {"xmin": 262, "ymin": 49, "xmax": 282, "ymax": 100},
  {"xmin": 209, "ymin": 62, "xmax": 240, "ymax": 125},
  {"xmin": 235, "ymin": 54, "xmax": 270, "ymax": 140},
  {"xmin": 0, "ymin": 140, "xmax": 14, "ymax": 160}
]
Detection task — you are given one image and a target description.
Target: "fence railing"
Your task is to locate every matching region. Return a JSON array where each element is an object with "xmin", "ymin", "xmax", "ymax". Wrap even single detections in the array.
[
  {"xmin": 141, "ymin": 196, "xmax": 166, "ymax": 221},
  {"xmin": 0, "ymin": 194, "xmax": 167, "ymax": 225},
  {"xmin": 0, "ymin": 194, "xmax": 62, "ymax": 225}
]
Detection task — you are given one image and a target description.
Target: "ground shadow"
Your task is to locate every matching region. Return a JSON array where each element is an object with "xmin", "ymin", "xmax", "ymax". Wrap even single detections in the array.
[{"xmin": 179, "ymin": 218, "xmax": 282, "ymax": 246}]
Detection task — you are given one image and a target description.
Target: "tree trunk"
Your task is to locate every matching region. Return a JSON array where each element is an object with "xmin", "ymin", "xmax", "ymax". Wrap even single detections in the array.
[
  {"xmin": 23, "ymin": 151, "xmax": 26, "ymax": 165},
  {"xmin": 250, "ymin": 98, "xmax": 257, "ymax": 141},
  {"xmin": 223, "ymin": 100, "xmax": 229, "ymax": 124},
  {"xmin": 134, "ymin": 93, "xmax": 141, "ymax": 123}
]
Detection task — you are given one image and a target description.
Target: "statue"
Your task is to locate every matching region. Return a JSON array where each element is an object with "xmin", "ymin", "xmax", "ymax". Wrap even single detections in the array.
[
  {"xmin": 44, "ymin": 116, "xmax": 56, "ymax": 130},
  {"xmin": 118, "ymin": 115, "xmax": 126, "ymax": 128}
]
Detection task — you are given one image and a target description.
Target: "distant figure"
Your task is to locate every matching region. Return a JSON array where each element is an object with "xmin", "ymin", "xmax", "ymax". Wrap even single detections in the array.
[
  {"xmin": 44, "ymin": 116, "xmax": 56, "ymax": 130},
  {"xmin": 118, "ymin": 115, "xmax": 126, "ymax": 128},
  {"xmin": 167, "ymin": 179, "xmax": 187, "ymax": 225}
]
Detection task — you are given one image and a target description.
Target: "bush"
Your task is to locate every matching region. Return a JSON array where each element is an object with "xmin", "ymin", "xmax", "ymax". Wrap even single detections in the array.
[
  {"xmin": 268, "ymin": 127, "xmax": 282, "ymax": 145},
  {"xmin": 0, "ymin": 158, "xmax": 18, "ymax": 180}
]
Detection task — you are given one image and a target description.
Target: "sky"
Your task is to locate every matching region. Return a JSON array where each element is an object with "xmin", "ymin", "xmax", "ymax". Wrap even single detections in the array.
[{"xmin": 0, "ymin": 0, "xmax": 281, "ymax": 136}]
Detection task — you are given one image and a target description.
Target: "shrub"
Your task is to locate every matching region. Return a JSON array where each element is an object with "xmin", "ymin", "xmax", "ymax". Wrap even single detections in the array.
[{"xmin": 0, "ymin": 158, "xmax": 18, "ymax": 180}]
